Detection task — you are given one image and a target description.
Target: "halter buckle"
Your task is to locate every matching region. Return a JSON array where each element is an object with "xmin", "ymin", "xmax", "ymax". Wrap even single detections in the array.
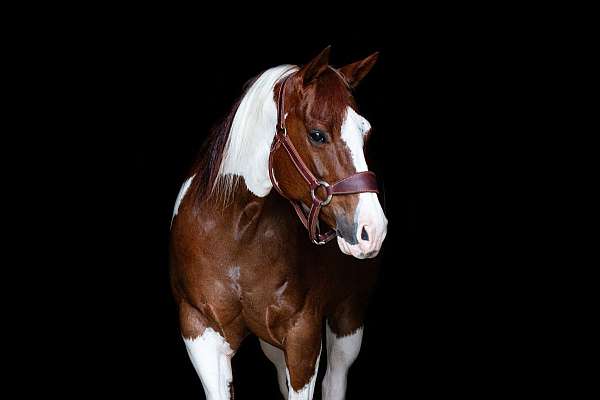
[{"xmin": 311, "ymin": 181, "xmax": 332, "ymax": 206}]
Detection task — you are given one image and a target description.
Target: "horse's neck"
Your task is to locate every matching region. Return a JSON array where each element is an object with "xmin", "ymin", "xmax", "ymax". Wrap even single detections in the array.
[
  {"xmin": 218, "ymin": 66, "xmax": 297, "ymax": 198},
  {"xmin": 219, "ymin": 141, "xmax": 273, "ymax": 198},
  {"xmin": 222, "ymin": 182, "xmax": 301, "ymax": 244}
]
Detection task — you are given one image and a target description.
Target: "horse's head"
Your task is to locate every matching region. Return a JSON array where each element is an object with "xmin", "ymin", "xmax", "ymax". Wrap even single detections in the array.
[{"xmin": 270, "ymin": 47, "xmax": 388, "ymax": 259}]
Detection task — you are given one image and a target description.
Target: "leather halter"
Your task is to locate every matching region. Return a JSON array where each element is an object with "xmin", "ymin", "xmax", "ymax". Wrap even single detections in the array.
[{"xmin": 268, "ymin": 72, "xmax": 379, "ymax": 245}]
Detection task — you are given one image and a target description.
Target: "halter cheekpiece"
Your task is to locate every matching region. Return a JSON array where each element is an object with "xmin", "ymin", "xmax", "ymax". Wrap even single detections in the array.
[{"xmin": 268, "ymin": 71, "xmax": 379, "ymax": 245}]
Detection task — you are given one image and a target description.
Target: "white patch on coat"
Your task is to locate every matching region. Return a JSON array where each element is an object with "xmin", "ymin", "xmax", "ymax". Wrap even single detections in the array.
[
  {"xmin": 338, "ymin": 107, "xmax": 388, "ymax": 258},
  {"xmin": 227, "ymin": 266, "xmax": 241, "ymax": 297},
  {"xmin": 287, "ymin": 343, "xmax": 322, "ymax": 400},
  {"xmin": 218, "ymin": 65, "xmax": 298, "ymax": 198},
  {"xmin": 171, "ymin": 174, "xmax": 195, "ymax": 228},
  {"xmin": 274, "ymin": 281, "xmax": 288, "ymax": 303},
  {"xmin": 183, "ymin": 328, "xmax": 234, "ymax": 399},
  {"xmin": 322, "ymin": 323, "xmax": 363, "ymax": 400},
  {"xmin": 259, "ymin": 339, "xmax": 289, "ymax": 399}
]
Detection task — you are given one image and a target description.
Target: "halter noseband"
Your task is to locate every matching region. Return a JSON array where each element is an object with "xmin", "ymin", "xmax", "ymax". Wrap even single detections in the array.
[{"xmin": 268, "ymin": 72, "xmax": 379, "ymax": 245}]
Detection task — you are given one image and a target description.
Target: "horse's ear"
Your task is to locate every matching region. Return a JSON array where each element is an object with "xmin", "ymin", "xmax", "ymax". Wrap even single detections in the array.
[
  {"xmin": 339, "ymin": 52, "xmax": 379, "ymax": 89},
  {"xmin": 300, "ymin": 46, "xmax": 331, "ymax": 85}
]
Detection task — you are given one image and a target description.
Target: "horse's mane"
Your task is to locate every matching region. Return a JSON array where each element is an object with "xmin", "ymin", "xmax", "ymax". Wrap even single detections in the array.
[
  {"xmin": 188, "ymin": 77, "xmax": 255, "ymax": 206},
  {"xmin": 189, "ymin": 65, "xmax": 296, "ymax": 206}
]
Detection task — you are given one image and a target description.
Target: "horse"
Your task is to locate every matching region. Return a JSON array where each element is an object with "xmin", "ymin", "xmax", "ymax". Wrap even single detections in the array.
[{"xmin": 169, "ymin": 46, "xmax": 388, "ymax": 400}]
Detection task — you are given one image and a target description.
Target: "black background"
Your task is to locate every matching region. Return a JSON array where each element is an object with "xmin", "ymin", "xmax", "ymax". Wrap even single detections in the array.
[
  {"xmin": 126, "ymin": 37, "xmax": 422, "ymax": 399},
  {"xmin": 34, "ymin": 16, "xmax": 529, "ymax": 398}
]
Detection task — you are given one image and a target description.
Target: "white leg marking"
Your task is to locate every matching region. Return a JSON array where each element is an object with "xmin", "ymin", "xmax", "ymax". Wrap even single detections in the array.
[
  {"xmin": 171, "ymin": 174, "xmax": 195, "ymax": 229},
  {"xmin": 322, "ymin": 323, "xmax": 363, "ymax": 400},
  {"xmin": 259, "ymin": 339, "xmax": 289, "ymax": 400},
  {"xmin": 287, "ymin": 343, "xmax": 322, "ymax": 400},
  {"xmin": 183, "ymin": 328, "xmax": 234, "ymax": 400}
]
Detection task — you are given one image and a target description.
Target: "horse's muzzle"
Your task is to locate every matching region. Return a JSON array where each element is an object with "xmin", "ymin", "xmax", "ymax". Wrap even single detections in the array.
[{"xmin": 335, "ymin": 193, "xmax": 387, "ymax": 259}]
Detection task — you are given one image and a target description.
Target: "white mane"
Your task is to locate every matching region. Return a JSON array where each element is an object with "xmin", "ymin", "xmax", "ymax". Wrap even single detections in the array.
[{"xmin": 216, "ymin": 64, "xmax": 298, "ymax": 199}]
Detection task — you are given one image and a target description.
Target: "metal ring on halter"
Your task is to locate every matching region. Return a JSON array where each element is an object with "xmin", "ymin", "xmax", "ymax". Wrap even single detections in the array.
[{"xmin": 311, "ymin": 181, "xmax": 332, "ymax": 206}]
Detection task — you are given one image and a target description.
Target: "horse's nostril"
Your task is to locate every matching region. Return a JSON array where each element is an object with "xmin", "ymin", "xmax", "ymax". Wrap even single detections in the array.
[{"xmin": 361, "ymin": 226, "xmax": 369, "ymax": 241}]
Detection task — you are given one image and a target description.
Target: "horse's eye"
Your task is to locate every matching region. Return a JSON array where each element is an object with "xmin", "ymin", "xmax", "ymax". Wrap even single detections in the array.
[{"xmin": 309, "ymin": 129, "xmax": 327, "ymax": 144}]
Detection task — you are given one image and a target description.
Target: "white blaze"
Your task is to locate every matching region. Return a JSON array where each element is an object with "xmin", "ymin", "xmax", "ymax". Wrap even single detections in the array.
[
  {"xmin": 340, "ymin": 107, "xmax": 371, "ymax": 172},
  {"xmin": 339, "ymin": 107, "xmax": 388, "ymax": 259}
]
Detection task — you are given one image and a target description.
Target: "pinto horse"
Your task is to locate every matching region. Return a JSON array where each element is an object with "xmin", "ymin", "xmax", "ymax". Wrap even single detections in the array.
[{"xmin": 170, "ymin": 47, "xmax": 388, "ymax": 400}]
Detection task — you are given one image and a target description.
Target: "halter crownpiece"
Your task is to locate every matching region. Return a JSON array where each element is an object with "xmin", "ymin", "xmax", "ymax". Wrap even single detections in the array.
[{"xmin": 268, "ymin": 71, "xmax": 379, "ymax": 245}]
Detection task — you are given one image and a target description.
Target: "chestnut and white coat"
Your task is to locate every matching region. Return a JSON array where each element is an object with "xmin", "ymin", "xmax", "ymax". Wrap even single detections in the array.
[{"xmin": 170, "ymin": 47, "xmax": 387, "ymax": 400}]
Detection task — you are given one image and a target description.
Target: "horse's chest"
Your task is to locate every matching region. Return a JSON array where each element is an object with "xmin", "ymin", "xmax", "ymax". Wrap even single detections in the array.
[{"xmin": 232, "ymin": 254, "xmax": 312, "ymax": 337}]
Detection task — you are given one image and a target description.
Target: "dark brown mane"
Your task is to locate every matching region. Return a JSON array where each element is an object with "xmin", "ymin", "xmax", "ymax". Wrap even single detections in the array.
[{"xmin": 189, "ymin": 75, "xmax": 259, "ymax": 205}]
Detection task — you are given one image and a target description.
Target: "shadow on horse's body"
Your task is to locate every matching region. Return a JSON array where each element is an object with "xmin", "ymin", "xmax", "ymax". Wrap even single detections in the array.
[{"xmin": 170, "ymin": 47, "xmax": 387, "ymax": 400}]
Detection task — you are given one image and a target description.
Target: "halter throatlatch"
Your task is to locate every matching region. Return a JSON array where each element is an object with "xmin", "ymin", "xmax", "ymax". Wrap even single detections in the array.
[{"xmin": 268, "ymin": 72, "xmax": 379, "ymax": 245}]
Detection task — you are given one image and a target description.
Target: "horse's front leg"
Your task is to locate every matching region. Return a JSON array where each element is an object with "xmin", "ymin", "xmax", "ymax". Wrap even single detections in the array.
[
  {"xmin": 260, "ymin": 339, "xmax": 290, "ymax": 399},
  {"xmin": 283, "ymin": 317, "xmax": 322, "ymax": 400},
  {"xmin": 322, "ymin": 319, "xmax": 364, "ymax": 400},
  {"xmin": 180, "ymin": 302, "xmax": 236, "ymax": 400}
]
